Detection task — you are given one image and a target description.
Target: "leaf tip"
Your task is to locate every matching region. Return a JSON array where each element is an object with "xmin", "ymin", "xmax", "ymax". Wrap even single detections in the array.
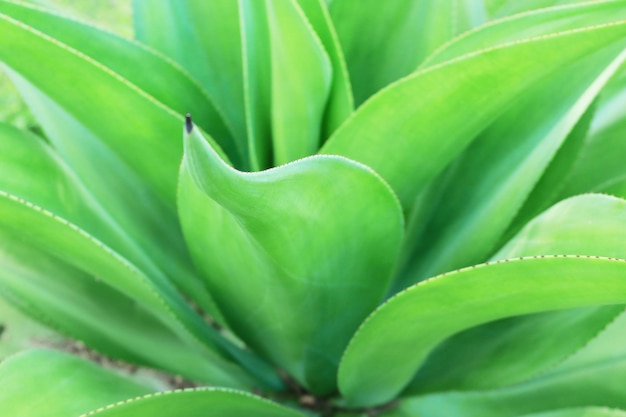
[{"xmin": 185, "ymin": 113, "xmax": 194, "ymax": 134}]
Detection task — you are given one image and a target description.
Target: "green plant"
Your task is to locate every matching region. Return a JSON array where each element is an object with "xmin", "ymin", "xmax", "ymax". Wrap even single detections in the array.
[{"xmin": 2, "ymin": 0, "xmax": 626, "ymax": 415}]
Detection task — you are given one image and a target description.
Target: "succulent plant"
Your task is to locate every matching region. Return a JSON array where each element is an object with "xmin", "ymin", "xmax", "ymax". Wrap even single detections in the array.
[{"xmin": 2, "ymin": 0, "xmax": 626, "ymax": 416}]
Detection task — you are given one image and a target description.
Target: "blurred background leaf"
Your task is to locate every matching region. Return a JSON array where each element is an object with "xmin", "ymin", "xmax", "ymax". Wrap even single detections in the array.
[{"xmin": 0, "ymin": 0, "xmax": 132, "ymax": 130}]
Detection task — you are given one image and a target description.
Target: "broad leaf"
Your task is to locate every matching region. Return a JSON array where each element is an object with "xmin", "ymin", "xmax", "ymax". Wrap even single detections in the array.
[
  {"xmin": 0, "ymin": 350, "xmax": 153, "ymax": 417},
  {"xmin": 489, "ymin": 0, "xmax": 596, "ymax": 19},
  {"xmin": 424, "ymin": 1, "xmax": 626, "ymax": 68},
  {"xmin": 408, "ymin": 195, "xmax": 626, "ymax": 393},
  {"xmin": 0, "ymin": 230, "xmax": 251, "ymax": 386},
  {"xmin": 0, "ymin": 124, "xmax": 271, "ymax": 389},
  {"xmin": 396, "ymin": 44, "xmax": 626, "ymax": 284},
  {"xmin": 322, "ymin": 10, "xmax": 626, "ymax": 210},
  {"xmin": 517, "ymin": 409, "xmax": 626, "ymax": 417},
  {"xmin": 381, "ymin": 356, "xmax": 626, "ymax": 417},
  {"xmin": 329, "ymin": 0, "xmax": 486, "ymax": 104},
  {"xmin": 0, "ymin": 3, "xmax": 230, "ymax": 206},
  {"xmin": 82, "ymin": 388, "xmax": 306, "ymax": 417},
  {"xmin": 178, "ymin": 118, "xmax": 403, "ymax": 394},
  {"xmin": 133, "ymin": 0, "xmax": 248, "ymax": 167},
  {"xmin": 339, "ymin": 256, "xmax": 626, "ymax": 406}
]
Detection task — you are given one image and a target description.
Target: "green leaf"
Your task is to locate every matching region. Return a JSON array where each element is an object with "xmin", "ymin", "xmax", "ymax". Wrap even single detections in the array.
[
  {"xmin": 501, "ymin": 101, "xmax": 594, "ymax": 244},
  {"xmin": 424, "ymin": 1, "xmax": 626, "ymax": 68},
  {"xmin": 321, "ymin": 10, "xmax": 626, "ymax": 210},
  {"xmin": 338, "ymin": 256, "xmax": 626, "ymax": 406},
  {"xmin": 382, "ymin": 357, "xmax": 626, "ymax": 417},
  {"xmin": 239, "ymin": 0, "xmax": 272, "ymax": 170},
  {"xmin": 383, "ymin": 407, "xmax": 626, "ymax": 417},
  {"xmin": 489, "ymin": 0, "xmax": 595, "ymax": 19},
  {"xmin": 81, "ymin": 388, "xmax": 306, "ymax": 417},
  {"xmin": 329, "ymin": 0, "xmax": 486, "ymax": 105},
  {"xmin": 0, "ymin": 2, "xmax": 227, "ymax": 207},
  {"xmin": 516, "ymin": 409, "xmax": 626, "ymax": 417},
  {"xmin": 0, "ymin": 124, "xmax": 267, "ymax": 388},
  {"xmin": 395, "ymin": 43, "xmax": 626, "ymax": 284},
  {"xmin": 0, "ymin": 228, "xmax": 251, "ymax": 386},
  {"xmin": 561, "ymin": 67, "xmax": 626, "ymax": 200},
  {"xmin": 178, "ymin": 120, "xmax": 403, "ymax": 394},
  {"xmin": 6, "ymin": 71, "xmax": 222, "ymax": 324},
  {"xmin": 266, "ymin": 0, "xmax": 332, "ymax": 165},
  {"xmin": 294, "ymin": 0, "xmax": 353, "ymax": 138},
  {"xmin": 0, "ymin": 292, "xmax": 64, "ymax": 359},
  {"xmin": 0, "ymin": 350, "xmax": 154, "ymax": 417},
  {"xmin": 550, "ymin": 306, "xmax": 626, "ymax": 382},
  {"xmin": 407, "ymin": 194, "xmax": 626, "ymax": 394},
  {"xmin": 133, "ymin": 0, "xmax": 248, "ymax": 167}
]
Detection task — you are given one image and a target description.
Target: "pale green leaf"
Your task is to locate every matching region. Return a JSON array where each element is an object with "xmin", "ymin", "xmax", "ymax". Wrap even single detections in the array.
[
  {"xmin": 424, "ymin": 1, "xmax": 626, "ymax": 68},
  {"xmin": 339, "ymin": 256, "xmax": 626, "ymax": 406},
  {"xmin": 266, "ymin": 0, "xmax": 332, "ymax": 165},
  {"xmin": 239, "ymin": 0, "xmax": 272, "ymax": 170},
  {"xmin": 396, "ymin": 43, "xmax": 626, "ymax": 284},
  {"xmin": 133, "ymin": 0, "xmax": 248, "ymax": 167},
  {"xmin": 6, "ymin": 71, "xmax": 222, "ymax": 324},
  {"xmin": 322, "ymin": 13, "xmax": 626, "ymax": 210},
  {"xmin": 489, "ymin": 0, "xmax": 596, "ymax": 19},
  {"xmin": 0, "ymin": 292, "xmax": 64, "ymax": 359},
  {"xmin": 516, "ymin": 409, "xmax": 626, "ymax": 417},
  {"xmin": 295, "ymin": 0, "xmax": 353, "ymax": 138},
  {"xmin": 382, "ymin": 356, "xmax": 626, "ymax": 417},
  {"xmin": 81, "ymin": 388, "xmax": 306, "ymax": 417},
  {"xmin": 329, "ymin": 0, "xmax": 486, "ymax": 105},
  {"xmin": 178, "ymin": 120, "xmax": 403, "ymax": 394},
  {"xmin": 0, "ymin": 124, "xmax": 271, "ymax": 388},
  {"xmin": 561, "ymin": 66, "xmax": 626, "ymax": 199},
  {"xmin": 0, "ymin": 350, "xmax": 153, "ymax": 417},
  {"xmin": 0, "ymin": 4, "xmax": 227, "ymax": 206},
  {"xmin": 0, "ymin": 228, "xmax": 250, "ymax": 386}
]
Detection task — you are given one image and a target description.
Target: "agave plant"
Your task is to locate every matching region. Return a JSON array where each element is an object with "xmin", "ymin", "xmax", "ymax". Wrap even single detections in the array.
[{"xmin": 2, "ymin": 0, "xmax": 626, "ymax": 416}]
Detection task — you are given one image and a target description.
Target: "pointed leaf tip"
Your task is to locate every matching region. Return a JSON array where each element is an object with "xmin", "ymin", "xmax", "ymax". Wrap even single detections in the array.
[{"xmin": 185, "ymin": 113, "xmax": 193, "ymax": 133}]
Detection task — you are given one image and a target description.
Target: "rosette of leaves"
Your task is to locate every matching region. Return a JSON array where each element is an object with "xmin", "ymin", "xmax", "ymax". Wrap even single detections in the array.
[{"xmin": 2, "ymin": 0, "xmax": 626, "ymax": 416}]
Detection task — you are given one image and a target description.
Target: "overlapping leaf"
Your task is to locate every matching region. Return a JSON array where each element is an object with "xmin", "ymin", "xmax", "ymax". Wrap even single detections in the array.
[
  {"xmin": 178, "ymin": 120, "xmax": 403, "ymax": 394},
  {"xmin": 0, "ymin": 350, "xmax": 154, "ymax": 417},
  {"xmin": 266, "ymin": 0, "xmax": 332, "ymax": 165},
  {"xmin": 396, "ymin": 44, "xmax": 626, "ymax": 285},
  {"xmin": 562, "ymin": 66, "xmax": 626, "ymax": 199},
  {"xmin": 0, "ymin": 124, "xmax": 264, "ymax": 388},
  {"xmin": 0, "ymin": 0, "xmax": 229, "ymax": 207},
  {"xmin": 329, "ymin": 0, "xmax": 486, "ymax": 104},
  {"xmin": 339, "ymin": 256, "xmax": 626, "ymax": 406},
  {"xmin": 381, "ymin": 355, "xmax": 626, "ymax": 416},
  {"xmin": 408, "ymin": 195, "xmax": 626, "ymax": 393},
  {"xmin": 82, "ymin": 389, "xmax": 306, "ymax": 417},
  {"xmin": 322, "ymin": 5, "xmax": 626, "ymax": 211},
  {"xmin": 132, "ymin": 0, "xmax": 247, "ymax": 167}
]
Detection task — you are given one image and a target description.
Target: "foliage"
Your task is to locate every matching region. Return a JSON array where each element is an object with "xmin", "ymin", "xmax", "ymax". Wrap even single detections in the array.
[{"xmin": 1, "ymin": 0, "xmax": 626, "ymax": 416}]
